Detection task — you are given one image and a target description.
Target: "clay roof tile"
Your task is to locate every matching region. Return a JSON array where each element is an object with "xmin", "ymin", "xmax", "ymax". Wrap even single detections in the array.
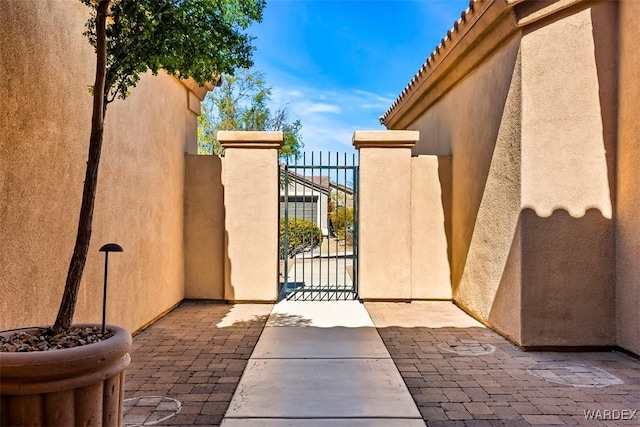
[{"xmin": 379, "ymin": 0, "xmax": 487, "ymax": 125}]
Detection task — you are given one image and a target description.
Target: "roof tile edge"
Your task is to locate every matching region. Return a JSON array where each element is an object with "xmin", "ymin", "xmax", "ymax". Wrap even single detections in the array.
[
  {"xmin": 380, "ymin": 0, "xmax": 594, "ymax": 128},
  {"xmin": 379, "ymin": 0, "xmax": 497, "ymax": 127}
]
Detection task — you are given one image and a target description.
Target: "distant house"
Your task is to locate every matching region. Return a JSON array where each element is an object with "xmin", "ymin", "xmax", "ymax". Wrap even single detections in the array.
[{"xmin": 279, "ymin": 165, "xmax": 354, "ymax": 236}]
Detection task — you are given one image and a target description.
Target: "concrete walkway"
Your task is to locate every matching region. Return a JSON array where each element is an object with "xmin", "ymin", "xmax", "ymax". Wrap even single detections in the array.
[{"xmin": 221, "ymin": 300, "xmax": 425, "ymax": 426}]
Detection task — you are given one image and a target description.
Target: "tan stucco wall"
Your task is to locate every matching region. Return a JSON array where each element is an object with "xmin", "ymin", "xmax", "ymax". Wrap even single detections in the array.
[
  {"xmin": 518, "ymin": 3, "xmax": 616, "ymax": 346},
  {"xmin": 410, "ymin": 155, "xmax": 451, "ymax": 300},
  {"xmin": 406, "ymin": 36, "xmax": 523, "ymax": 342},
  {"xmin": 219, "ymin": 131, "xmax": 282, "ymax": 302},
  {"xmin": 184, "ymin": 155, "xmax": 225, "ymax": 299},
  {"xmin": 386, "ymin": 0, "xmax": 620, "ymax": 348},
  {"xmin": 354, "ymin": 131, "xmax": 416, "ymax": 300},
  {"xmin": 0, "ymin": 1, "xmax": 202, "ymax": 332},
  {"xmin": 616, "ymin": 0, "xmax": 640, "ymax": 355}
]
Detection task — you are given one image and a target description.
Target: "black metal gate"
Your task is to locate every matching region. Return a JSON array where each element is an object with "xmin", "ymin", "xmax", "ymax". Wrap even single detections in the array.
[{"xmin": 279, "ymin": 152, "xmax": 358, "ymax": 301}]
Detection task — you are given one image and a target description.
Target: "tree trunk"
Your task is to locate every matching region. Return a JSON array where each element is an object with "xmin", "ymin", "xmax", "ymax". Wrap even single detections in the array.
[{"xmin": 54, "ymin": 0, "xmax": 111, "ymax": 332}]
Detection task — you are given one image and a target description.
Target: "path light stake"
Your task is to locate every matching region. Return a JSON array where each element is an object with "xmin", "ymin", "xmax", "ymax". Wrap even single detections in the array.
[{"xmin": 99, "ymin": 243, "xmax": 123, "ymax": 334}]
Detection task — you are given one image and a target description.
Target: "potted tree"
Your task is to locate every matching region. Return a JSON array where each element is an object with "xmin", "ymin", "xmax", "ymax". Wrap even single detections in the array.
[{"xmin": 0, "ymin": 0, "xmax": 265, "ymax": 425}]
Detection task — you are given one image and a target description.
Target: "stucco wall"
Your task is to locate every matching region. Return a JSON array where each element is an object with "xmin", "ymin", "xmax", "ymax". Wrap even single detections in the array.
[
  {"xmin": 0, "ymin": 1, "xmax": 198, "ymax": 332},
  {"xmin": 518, "ymin": 3, "xmax": 616, "ymax": 347},
  {"xmin": 354, "ymin": 131, "xmax": 416, "ymax": 301},
  {"xmin": 616, "ymin": 0, "xmax": 640, "ymax": 355},
  {"xmin": 410, "ymin": 155, "xmax": 451, "ymax": 300},
  {"xmin": 386, "ymin": 0, "xmax": 623, "ymax": 349},
  {"xmin": 407, "ymin": 36, "xmax": 523, "ymax": 342},
  {"xmin": 184, "ymin": 155, "xmax": 225, "ymax": 300},
  {"xmin": 220, "ymin": 132, "xmax": 282, "ymax": 302}
]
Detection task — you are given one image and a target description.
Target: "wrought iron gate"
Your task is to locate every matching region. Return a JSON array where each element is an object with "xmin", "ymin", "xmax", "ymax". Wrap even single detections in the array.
[{"xmin": 279, "ymin": 152, "xmax": 358, "ymax": 301}]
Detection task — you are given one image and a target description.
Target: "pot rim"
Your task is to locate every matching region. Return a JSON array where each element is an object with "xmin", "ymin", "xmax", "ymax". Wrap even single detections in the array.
[
  {"xmin": 0, "ymin": 324, "xmax": 131, "ymax": 372},
  {"xmin": 0, "ymin": 324, "xmax": 132, "ymax": 395}
]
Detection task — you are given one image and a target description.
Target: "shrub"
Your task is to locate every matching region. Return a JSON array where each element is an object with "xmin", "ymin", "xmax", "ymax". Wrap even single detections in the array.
[
  {"xmin": 280, "ymin": 218, "xmax": 322, "ymax": 259},
  {"xmin": 329, "ymin": 207, "xmax": 354, "ymax": 240}
]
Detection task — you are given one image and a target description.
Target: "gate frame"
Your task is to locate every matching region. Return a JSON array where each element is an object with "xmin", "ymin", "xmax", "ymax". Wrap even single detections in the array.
[{"xmin": 279, "ymin": 152, "xmax": 359, "ymax": 301}]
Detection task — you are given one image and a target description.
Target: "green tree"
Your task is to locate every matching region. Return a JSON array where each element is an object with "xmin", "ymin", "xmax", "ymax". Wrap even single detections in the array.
[
  {"xmin": 54, "ymin": 0, "xmax": 265, "ymax": 332},
  {"xmin": 279, "ymin": 218, "xmax": 322, "ymax": 259},
  {"xmin": 198, "ymin": 69, "xmax": 303, "ymax": 158},
  {"xmin": 329, "ymin": 207, "xmax": 354, "ymax": 240}
]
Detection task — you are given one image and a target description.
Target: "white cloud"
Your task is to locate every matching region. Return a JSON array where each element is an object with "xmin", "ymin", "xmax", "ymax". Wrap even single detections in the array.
[
  {"xmin": 264, "ymin": 77, "xmax": 388, "ymax": 154},
  {"xmin": 297, "ymin": 102, "xmax": 342, "ymax": 115},
  {"xmin": 352, "ymin": 89, "xmax": 395, "ymax": 105},
  {"xmin": 286, "ymin": 89, "xmax": 303, "ymax": 97},
  {"xmin": 301, "ymin": 122, "xmax": 354, "ymax": 150}
]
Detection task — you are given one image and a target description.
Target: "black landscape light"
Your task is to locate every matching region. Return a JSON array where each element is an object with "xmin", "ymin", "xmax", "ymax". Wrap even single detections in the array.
[{"xmin": 99, "ymin": 243, "xmax": 123, "ymax": 334}]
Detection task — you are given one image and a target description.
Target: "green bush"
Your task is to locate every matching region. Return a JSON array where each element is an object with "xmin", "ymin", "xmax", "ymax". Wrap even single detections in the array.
[
  {"xmin": 329, "ymin": 207, "xmax": 354, "ymax": 240},
  {"xmin": 280, "ymin": 218, "xmax": 322, "ymax": 259}
]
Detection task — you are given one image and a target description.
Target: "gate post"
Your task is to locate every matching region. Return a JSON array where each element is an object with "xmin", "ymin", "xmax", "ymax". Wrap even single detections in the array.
[
  {"xmin": 218, "ymin": 131, "xmax": 283, "ymax": 302},
  {"xmin": 353, "ymin": 130, "xmax": 419, "ymax": 300}
]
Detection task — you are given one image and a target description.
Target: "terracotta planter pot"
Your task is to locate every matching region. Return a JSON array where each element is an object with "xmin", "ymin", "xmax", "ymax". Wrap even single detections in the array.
[{"xmin": 0, "ymin": 324, "xmax": 131, "ymax": 427}]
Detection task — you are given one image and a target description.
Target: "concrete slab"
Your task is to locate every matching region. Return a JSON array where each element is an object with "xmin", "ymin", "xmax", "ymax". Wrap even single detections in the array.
[
  {"xmin": 267, "ymin": 301, "xmax": 374, "ymax": 328},
  {"xmin": 221, "ymin": 419, "xmax": 426, "ymax": 427},
  {"xmin": 252, "ymin": 327, "xmax": 391, "ymax": 359},
  {"xmin": 225, "ymin": 359, "xmax": 421, "ymax": 419}
]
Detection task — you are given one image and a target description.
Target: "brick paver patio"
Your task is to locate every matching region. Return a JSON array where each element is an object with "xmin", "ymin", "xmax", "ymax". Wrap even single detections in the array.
[
  {"xmin": 367, "ymin": 302, "xmax": 640, "ymax": 426},
  {"xmin": 124, "ymin": 300, "xmax": 640, "ymax": 426},
  {"xmin": 124, "ymin": 301, "xmax": 272, "ymax": 426}
]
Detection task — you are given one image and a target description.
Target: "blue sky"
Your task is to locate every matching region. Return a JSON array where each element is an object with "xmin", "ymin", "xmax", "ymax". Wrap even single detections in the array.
[{"xmin": 247, "ymin": 0, "xmax": 469, "ymax": 154}]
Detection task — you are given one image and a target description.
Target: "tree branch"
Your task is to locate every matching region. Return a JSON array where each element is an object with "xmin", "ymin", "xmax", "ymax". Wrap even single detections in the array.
[{"xmin": 54, "ymin": 0, "xmax": 111, "ymax": 332}]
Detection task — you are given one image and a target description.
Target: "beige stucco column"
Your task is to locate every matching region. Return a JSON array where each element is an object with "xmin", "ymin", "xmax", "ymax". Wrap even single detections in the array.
[
  {"xmin": 353, "ymin": 130, "xmax": 419, "ymax": 300},
  {"xmin": 411, "ymin": 155, "xmax": 452, "ymax": 300},
  {"xmin": 218, "ymin": 131, "xmax": 283, "ymax": 302}
]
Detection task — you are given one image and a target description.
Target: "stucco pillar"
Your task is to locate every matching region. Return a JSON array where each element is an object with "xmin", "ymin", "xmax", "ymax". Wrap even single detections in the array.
[
  {"xmin": 219, "ymin": 131, "xmax": 283, "ymax": 302},
  {"xmin": 353, "ymin": 130, "xmax": 419, "ymax": 300},
  {"xmin": 411, "ymin": 155, "xmax": 452, "ymax": 300},
  {"xmin": 184, "ymin": 155, "xmax": 225, "ymax": 300}
]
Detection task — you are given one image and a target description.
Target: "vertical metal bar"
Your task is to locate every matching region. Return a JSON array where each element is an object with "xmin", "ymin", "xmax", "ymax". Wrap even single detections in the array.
[
  {"xmin": 334, "ymin": 152, "xmax": 340, "ymax": 296},
  {"xmin": 327, "ymin": 151, "xmax": 331, "ymax": 294},
  {"xmin": 305, "ymin": 151, "xmax": 312, "ymax": 300},
  {"xmin": 293, "ymin": 162, "xmax": 298, "ymax": 294},
  {"xmin": 301, "ymin": 153, "xmax": 306, "ymax": 295},
  {"xmin": 351, "ymin": 154, "xmax": 355, "ymax": 298},
  {"xmin": 354, "ymin": 154, "xmax": 359, "ymax": 298},
  {"xmin": 343, "ymin": 152, "xmax": 347, "ymax": 294},
  {"xmin": 318, "ymin": 151, "xmax": 322, "ymax": 301},
  {"xmin": 283, "ymin": 162, "xmax": 289, "ymax": 294}
]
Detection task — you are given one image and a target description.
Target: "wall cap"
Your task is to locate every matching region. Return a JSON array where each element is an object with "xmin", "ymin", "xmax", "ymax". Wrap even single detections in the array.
[
  {"xmin": 218, "ymin": 131, "xmax": 284, "ymax": 149},
  {"xmin": 178, "ymin": 76, "xmax": 219, "ymax": 101},
  {"xmin": 352, "ymin": 130, "xmax": 419, "ymax": 149}
]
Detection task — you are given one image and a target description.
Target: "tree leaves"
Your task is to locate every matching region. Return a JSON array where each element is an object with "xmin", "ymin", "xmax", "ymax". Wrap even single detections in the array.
[
  {"xmin": 198, "ymin": 69, "xmax": 304, "ymax": 158},
  {"xmin": 81, "ymin": 0, "xmax": 265, "ymax": 102}
]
